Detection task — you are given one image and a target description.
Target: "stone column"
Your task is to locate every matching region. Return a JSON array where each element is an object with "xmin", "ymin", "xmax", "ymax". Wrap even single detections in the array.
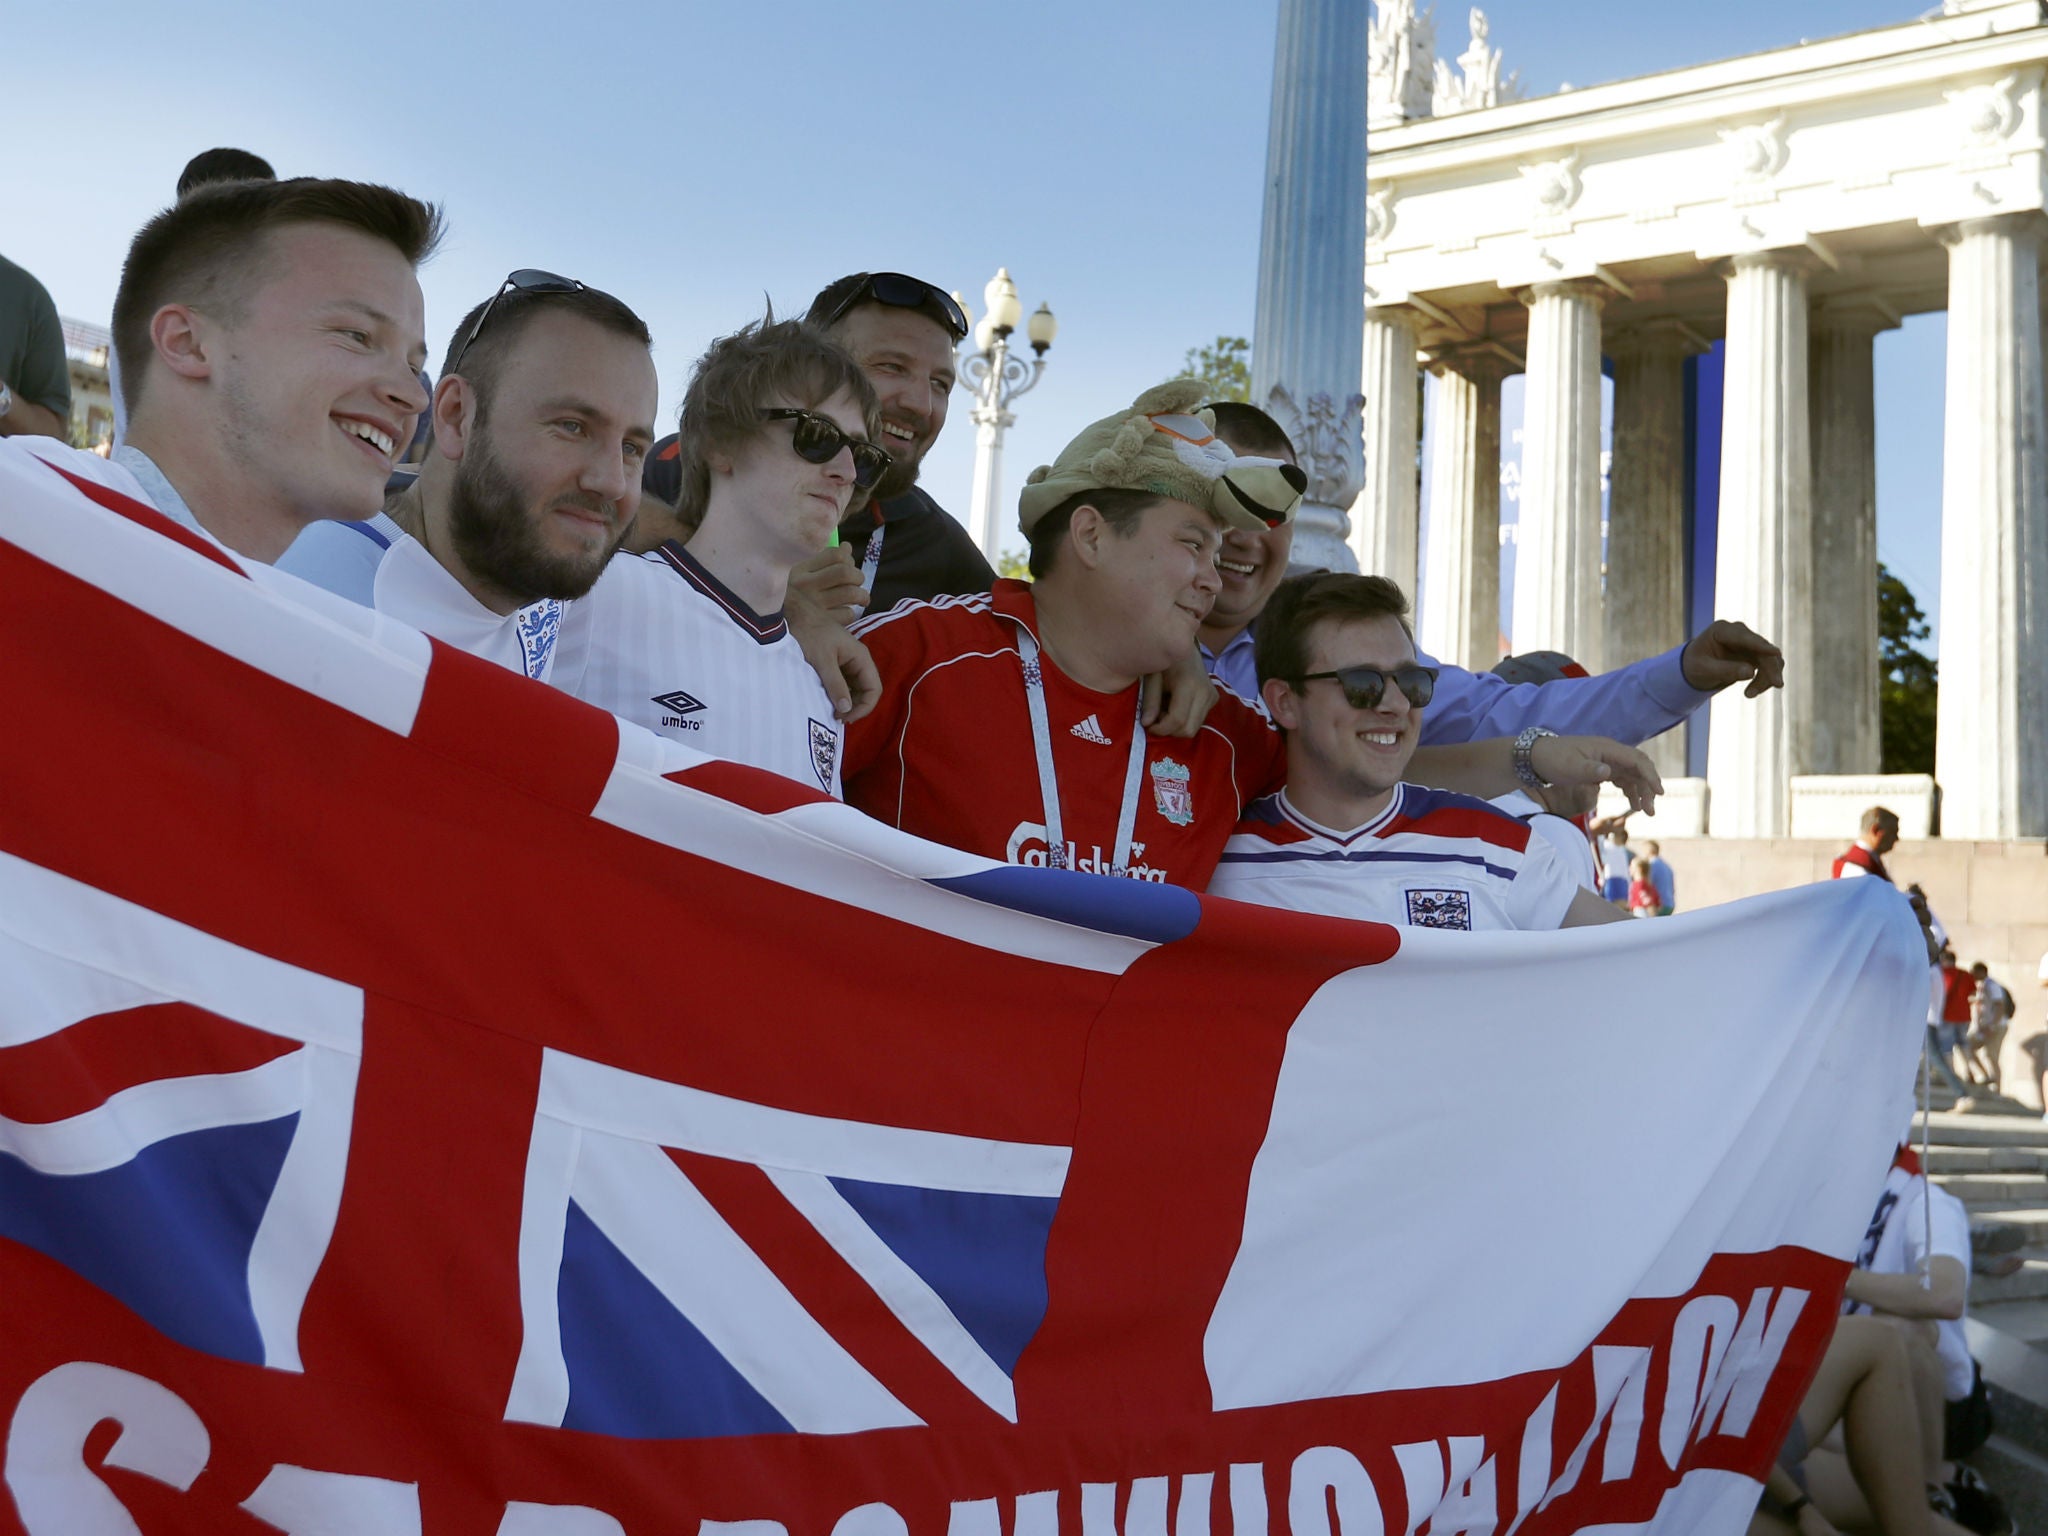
[
  {"xmin": 1707, "ymin": 252, "xmax": 1814, "ymax": 837},
  {"xmin": 1351, "ymin": 307, "xmax": 1422, "ymax": 588},
  {"xmin": 1936, "ymin": 214, "xmax": 2048, "ymax": 838},
  {"xmin": 1606, "ymin": 323, "xmax": 1698, "ymax": 777},
  {"xmin": 1419, "ymin": 352, "xmax": 1507, "ymax": 669},
  {"xmin": 1512, "ymin": 280, "xmax": 1606, "ymax": 668},
  {"xmin": 1250, "ymin": 0, "xmax": 1369, "ymax": 575},
  {"xmin": 1806, "ymin": 304, "xmax": 1890, "ymax": 775}
]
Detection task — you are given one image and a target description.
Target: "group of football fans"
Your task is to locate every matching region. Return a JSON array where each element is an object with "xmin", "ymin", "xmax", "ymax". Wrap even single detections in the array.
[
  {"xmin": 9, "ymin": 158, "xmax": 1805, "ymax": 941},
  {"xmin": 17, "ymin": 152, "xmax": 2028, "ymax": 1536}
]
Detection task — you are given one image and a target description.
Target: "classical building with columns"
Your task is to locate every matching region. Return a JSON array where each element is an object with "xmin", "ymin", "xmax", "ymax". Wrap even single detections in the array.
[{"xmin": 1364, "ymin": 0, "xmax": 2048, "ymax": 841}]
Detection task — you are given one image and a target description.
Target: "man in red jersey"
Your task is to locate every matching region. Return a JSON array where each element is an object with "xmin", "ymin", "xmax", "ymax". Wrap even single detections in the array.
[
  {"xmin": 842, "ymin": 381, "xmax": 1661, "ymax": 890},
  {"xmin": 1834, "ymin": 805, "xmax": 1901, "ymax": 882}
]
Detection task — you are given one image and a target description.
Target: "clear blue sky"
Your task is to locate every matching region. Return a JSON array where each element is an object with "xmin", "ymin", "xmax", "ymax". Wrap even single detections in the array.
[{"xmin": 3, "ymin": 0, "xmax": 1943, "ymax": 628}]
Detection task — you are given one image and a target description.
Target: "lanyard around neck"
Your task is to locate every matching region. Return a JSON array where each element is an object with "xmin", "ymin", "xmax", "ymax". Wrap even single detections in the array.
[
  {"xmin": 1012, "ymin": 624, "xmax": 1148, "ymax": 878},
  {"xmin": 858, "ymin": 523, "xmax": 885, "ymax": 603}
]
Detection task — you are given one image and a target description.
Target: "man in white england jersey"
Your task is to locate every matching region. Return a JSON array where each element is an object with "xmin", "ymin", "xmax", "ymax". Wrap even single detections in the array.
[
  {"xmin": 1209, "ymin": 573, "xmax": 1627, "ymax": 931},
  {"xmin": 276, "ymin": 271, "xmax": 657, "ymax": 682},
  {"xmin": 553, "ymin": 319, "xmax": 888, "ymax": 796}
]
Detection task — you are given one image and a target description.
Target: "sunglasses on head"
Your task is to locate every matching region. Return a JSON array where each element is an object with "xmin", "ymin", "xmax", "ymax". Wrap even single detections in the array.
[
  {"xmin": 763, "ymin": 408, "xmax": 892, "ymax": 490},
  {"xmin": 817, "ymin": 272, "xmax": 969, "ymax": 341},
  {"xmin": 1295, "ymin": 664, "xmax": 1440, "ymax": 712},
  {"xmin": 447, "ymin": 269, "xmax": 588, "ymax": 376}
]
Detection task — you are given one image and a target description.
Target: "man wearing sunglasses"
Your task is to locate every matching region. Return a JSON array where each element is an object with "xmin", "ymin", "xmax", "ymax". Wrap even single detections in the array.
[
  {"xmin": 552, "ymin": 318, "xmax": 884, "ymax": 795},
  {"xmin": 278, "ymin": 270, "xmax": 657, "ymax": 681},
  {"xmin": 793, "ymin": 271, "xmax": 993, "ymax": 618},
  {"xmin": 1200, "ymin": 404, "xmax": 1786, "ymax": 754},
  {"xmin": 1208, "ymin": 573, "xmax": 1627, "ymax": 930}
]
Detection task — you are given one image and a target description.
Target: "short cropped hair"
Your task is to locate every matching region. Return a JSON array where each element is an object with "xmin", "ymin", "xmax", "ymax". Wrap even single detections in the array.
[
  {"xmin": 1860, "ymin": 805, "xmax": 1899, "ymax": 834},
  {"xmin": 440, "ymin": 284, "xmax": 652, "ymax": 424},
  {"xmin": 1025, "ymin": 487, "xmax": 1160, "ymax": 580},
  {"xmin": 113, "ymin": 177, "xmax": 444, "ymax": 415},
  {"xmin": 674, "ymin": 317, "xmax": 879, "ymax": 530},
  {"xmin": 1254, "ymin": 572, "xmax": 1413, "ymax": 688},
  {"xmin": 176, "ymin": 147, "xmax": 276, "ymax": 199},
  {"xmin": 1207, "ymin": 401, "xmax": 1297, "ymax": 463}
]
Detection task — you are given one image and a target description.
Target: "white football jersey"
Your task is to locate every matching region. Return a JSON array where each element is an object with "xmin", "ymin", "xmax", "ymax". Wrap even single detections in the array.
[
  {"xmin": 554, "ymin": 543, "xmax": 844, "ymax": 798},
  {"xmin": 1848, "ymin": 1162, "xmax": 1973, "ymax": 1399},
  {"xmin": 277, "ymin": 526, "xmax": 564, "ymax": 682},
  {"xmin": 1209, "ymin": 785, "xmax": 1580, "ymax": 932}
]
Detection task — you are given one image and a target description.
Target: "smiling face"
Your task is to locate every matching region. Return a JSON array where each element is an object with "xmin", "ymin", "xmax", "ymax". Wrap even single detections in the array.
[
  {"xmin": 1264, "ymin": 612, "xmax": 1424, "ymax": 822},
  {"xmin": 1208, "ymin": 517, "xmax": 1297, "ymax": 643},
  {"xmin": 212, "ymin": 222, "xmax": 430, "ymax": 534},
  {"xmin": 1083, "ymin": 497, "xmax": 1225, "ymax": 679},
  {"xmin": 827, "ymin": 304, "xmax": 955, "ymax": 498},
  {"xmin": 438, "ymin": 308, "xmax": 658, "ymax": 607},
  {"xmin": 711, "ymin": 386, "xmax": 869, "ymax": 564}
]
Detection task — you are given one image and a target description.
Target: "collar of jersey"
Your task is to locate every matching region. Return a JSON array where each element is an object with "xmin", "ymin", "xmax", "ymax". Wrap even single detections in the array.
[
  {"xmin": 654, "ymin": 539, "xmax": 786, "ymax": 642},
  {"xmin": 1276, "ymin": 783, "xmax": 1407, "ymax": 846}
]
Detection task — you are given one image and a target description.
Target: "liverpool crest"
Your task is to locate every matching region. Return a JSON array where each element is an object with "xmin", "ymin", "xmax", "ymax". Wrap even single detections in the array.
[{"xmin": 1149, "ymin": 757, "xmax": 1193, "ymax": 827}]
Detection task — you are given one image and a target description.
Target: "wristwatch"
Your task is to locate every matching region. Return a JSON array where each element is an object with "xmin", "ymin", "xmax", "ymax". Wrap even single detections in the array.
[
  {"xmin": 1512, "ymin": 725, "xmax": 1558, "ymax": 790},
  {"xmin": 0, "ymin": 382, "xmax": 14, "ymax": 419}
]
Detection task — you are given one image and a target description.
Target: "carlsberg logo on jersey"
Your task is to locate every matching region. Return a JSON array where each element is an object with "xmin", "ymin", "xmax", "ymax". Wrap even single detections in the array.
[{"xmin": 1004, "ymin": 823, "xmax": 1169, "ymax": 882}]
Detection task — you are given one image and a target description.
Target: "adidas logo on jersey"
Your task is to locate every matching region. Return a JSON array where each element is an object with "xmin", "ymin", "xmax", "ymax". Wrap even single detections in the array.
[
  {"xmin": 1070, "ymin": 714, "xmax": 1111, "ymax": 744},
  {"xmin": 651, "ymin": 688, "xmax": 706, "ymax": 731}
]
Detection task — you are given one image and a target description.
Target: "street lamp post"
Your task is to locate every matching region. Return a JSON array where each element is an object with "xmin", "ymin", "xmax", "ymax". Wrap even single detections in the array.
[{"xmin": 958, "ymin": 268, "xmax": 1056, "ymax": 564}]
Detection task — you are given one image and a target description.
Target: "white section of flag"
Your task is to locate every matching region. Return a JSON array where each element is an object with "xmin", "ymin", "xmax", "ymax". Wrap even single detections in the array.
[{"xmin": 1207, "ymin": 877, "xmax": 1925, "ymax": 1409}]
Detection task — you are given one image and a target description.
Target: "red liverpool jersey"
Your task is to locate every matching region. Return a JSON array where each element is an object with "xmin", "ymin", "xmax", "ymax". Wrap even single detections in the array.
[{"xmin": 845, "ymin": 581, "xmax": 1284, "ymax": 889}]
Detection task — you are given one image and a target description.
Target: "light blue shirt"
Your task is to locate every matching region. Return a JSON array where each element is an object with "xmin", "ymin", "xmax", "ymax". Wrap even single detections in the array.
[
  {"xmin": 274, "ymin": 512, "xmax": 406, "ymax": 607},
  {"xmin": 112, "ymin": 444, "xmax": 201, "ymax": 536},
  {"xmin": 1200, "ymin": 621, "xmax": 1711, "ymax": 748}
]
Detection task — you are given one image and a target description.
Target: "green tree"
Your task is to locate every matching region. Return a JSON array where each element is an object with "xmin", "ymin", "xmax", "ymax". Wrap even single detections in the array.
[
  {"xmin": 1178, "ymin": 336, "xmax": 1251, "ymax": 402},
  {"xmin": 995, "ymin": 549, "xmax": 1031, "ymax": 582},
  {"xmin": 1878, "ymin": 562, "xmax": 1937, "ymax": 774}
]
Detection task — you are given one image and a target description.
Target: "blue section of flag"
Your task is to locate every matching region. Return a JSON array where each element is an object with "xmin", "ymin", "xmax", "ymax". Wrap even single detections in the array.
[
  {"xmin": 0, "ymin": 1115, "xmax": 298, "ymax": 1363},
  {"xmin": 931, "ymin": 865, "xmax": 1200, "ymax": 946},
  {"xmin": 557, "ymin": 1200, "xmax": 793, "ymax": 1440},
  {"xmin": 829, "ymin": 1176, "xmax": 1059, "ymax": 1376}
]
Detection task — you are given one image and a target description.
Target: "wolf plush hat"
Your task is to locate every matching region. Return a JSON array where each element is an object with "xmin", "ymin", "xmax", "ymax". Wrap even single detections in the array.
[{"xmin": 1016, "ymin": 379, "xmax": 1307, "ymax": 537}]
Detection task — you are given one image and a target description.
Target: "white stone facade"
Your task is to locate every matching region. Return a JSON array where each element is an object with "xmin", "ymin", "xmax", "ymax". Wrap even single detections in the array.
[{"xmin": 1367, "ymin": 0, "xmax": 2048, "ymax": 837}]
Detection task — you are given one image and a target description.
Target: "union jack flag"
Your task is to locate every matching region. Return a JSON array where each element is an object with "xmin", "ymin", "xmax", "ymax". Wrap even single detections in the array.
[{"xmin": 0, "ymin": 439, "xmax": 1930, "ymax": 1536}]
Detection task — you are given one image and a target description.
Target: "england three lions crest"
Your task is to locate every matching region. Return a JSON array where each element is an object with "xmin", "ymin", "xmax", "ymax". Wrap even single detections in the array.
[
  {"xmin": 1149, "ymin": 757, "xmax": 1193, "ymax": 827},
  {"xmin": 809, "ymin": 719, "xmax": 840, "ymax": 792},
  {"xmin": 1405, "ymin": 888, "xmax": 1473, "ymax": 931}
]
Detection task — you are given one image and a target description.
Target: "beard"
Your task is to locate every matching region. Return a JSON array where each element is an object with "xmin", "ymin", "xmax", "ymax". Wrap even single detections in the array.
[
  {"xmin": 448, "ymin": 433, "xmax": 620, "ymax": 603},
  {"xmin": 868, "ymin": 437, "xmax": 924, "ymax": 503}
]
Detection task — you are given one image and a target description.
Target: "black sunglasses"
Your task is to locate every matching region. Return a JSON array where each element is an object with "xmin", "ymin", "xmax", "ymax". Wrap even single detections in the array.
[
  {"xmin": 448, "ymin": 269, "xmax": 588, "ymax": 377},
  {"xmin": 817, "ymin": 272, "xmax": 968, "ymax": 341},
  {"xmin": 763, "ymin": 408, "xmax": 892, "ymax": 490},
  {"xmin": 1295, "ymin": 664, "xmax": 1440, "ymax": 711}
]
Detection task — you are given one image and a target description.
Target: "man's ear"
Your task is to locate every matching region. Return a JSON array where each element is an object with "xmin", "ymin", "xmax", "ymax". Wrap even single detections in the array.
[
  {"xmin": 1067, "ymin": 502, "xmax": 1106, "ymax": 570},
  {"xmin": 431, "ymin": 376, "xmax": 474, "ymax": 463},
  {"xmin": 148, "ymin": 305, "xmax": 213, "ymax": 384},
  {"xmin": 1262, "ymin": 676, "xmax": 1299, "ymax": 729}
]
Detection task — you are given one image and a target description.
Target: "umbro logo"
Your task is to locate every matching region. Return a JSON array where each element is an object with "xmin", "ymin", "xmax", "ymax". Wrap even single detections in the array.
[
  {"xmin": 652, "ymin": 689, "xmax": 706, "ymax": 732},
  {"xmin": 1070, "ymin": 714, "xmax": 1111, "ymax": 744}
]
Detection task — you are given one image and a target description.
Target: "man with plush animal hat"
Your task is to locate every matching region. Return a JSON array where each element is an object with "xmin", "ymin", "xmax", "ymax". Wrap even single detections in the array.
[{"xmin": 840, "ymin": 381, "xmax": 1660, "ymax": 890}]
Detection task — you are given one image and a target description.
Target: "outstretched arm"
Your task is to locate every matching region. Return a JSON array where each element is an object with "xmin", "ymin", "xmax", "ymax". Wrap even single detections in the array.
[{"xmin": 1416, "ymin": 620, "xmax": 1784, "ymax": 748}]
